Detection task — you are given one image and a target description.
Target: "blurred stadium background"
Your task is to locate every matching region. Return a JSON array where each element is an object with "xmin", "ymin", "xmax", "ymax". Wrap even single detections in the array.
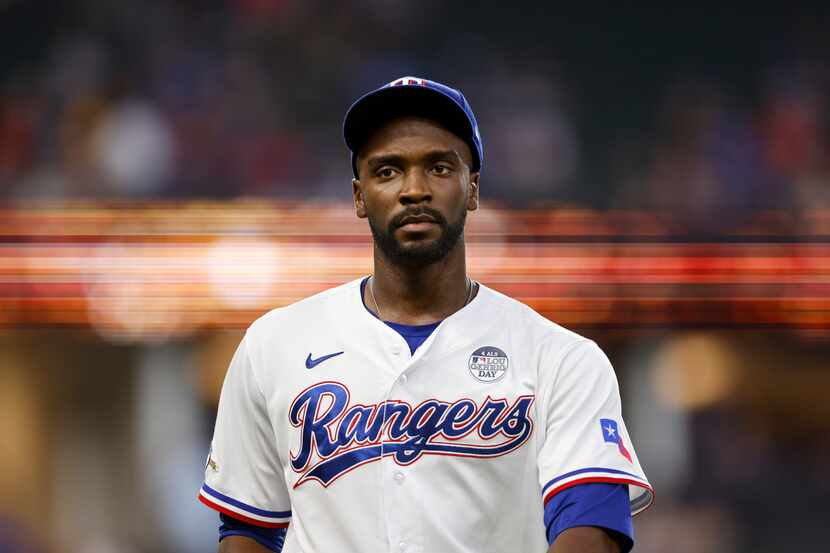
[{"xmin": 1, "ymin": 2, "xmax": 829, "ymax": 552}]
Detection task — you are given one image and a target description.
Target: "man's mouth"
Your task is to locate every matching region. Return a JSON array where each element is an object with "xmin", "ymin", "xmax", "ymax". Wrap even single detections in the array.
[
  {"xmin": 397, "ymin": 214, "xmax": 438, "ymax": 232},
  {"xmin": 399, "ymin": 214, "xmax": 436, "ymax": 224},
  {"xmin": 399, "ymin": 221, "xmax": 437, "ymax": 231}
]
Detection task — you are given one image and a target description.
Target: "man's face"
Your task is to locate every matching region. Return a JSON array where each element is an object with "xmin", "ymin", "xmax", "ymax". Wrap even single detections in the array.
[{"xmin": 352, "ymin": 116, "xmax": 480, "ymax": 268}]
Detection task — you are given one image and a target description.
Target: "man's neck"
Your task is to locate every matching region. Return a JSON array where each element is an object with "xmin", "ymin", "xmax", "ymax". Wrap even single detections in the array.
[{"xmin": 367, "ymin": 245, "xmax": 473, "ymax": 325}]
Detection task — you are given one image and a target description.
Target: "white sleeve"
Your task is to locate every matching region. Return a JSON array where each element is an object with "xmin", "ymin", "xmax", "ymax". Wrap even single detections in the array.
[
  {"xmin": 198, "ymin": 334, "xmax": 292, "ymax": 528},
  {"xmin": 537, "ymin": 339, "xmax": 653, "ymax": 514}
]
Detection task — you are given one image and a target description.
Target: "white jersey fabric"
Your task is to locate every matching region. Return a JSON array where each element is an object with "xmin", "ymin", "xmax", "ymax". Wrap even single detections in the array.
[{"xmin": 199, "ymin": 278, "xmax": 653, "ymax": 553}]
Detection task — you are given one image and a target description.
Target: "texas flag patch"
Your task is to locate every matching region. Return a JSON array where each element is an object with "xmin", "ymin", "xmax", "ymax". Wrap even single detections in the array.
[{"xmin": 600, "ymin": 418, "xmax": 632, "ymax": 463}]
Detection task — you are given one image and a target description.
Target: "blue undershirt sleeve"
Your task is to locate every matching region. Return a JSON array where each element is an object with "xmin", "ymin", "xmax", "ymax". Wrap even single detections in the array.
[
  {"xmin": 543, "ymin": 483, "xmax": 634, "ymax": 552},
  {"xmin": 219, "ymin": 513, "xmax": 287, "ymax": 552}
]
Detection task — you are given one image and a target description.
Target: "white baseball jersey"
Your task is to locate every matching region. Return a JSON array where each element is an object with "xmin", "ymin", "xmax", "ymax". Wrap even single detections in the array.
[{"xmin": 199, "ymin": 277, "xmax": 653, "ymax": 553}]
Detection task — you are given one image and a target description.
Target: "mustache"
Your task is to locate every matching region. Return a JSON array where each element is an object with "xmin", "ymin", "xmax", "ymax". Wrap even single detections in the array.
[{"xmin": 390, "ymin": 207, "xmax": 447, "ymax": 229}]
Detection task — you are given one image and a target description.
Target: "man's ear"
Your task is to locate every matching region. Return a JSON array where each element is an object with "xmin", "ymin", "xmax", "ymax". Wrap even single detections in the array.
[
  {"xmin": 466, "ymin": 172, "xmax": 480, "ymax": 211},
  {"xmin": 353, "ymin": 178, "xmax": 367, "ymax": 218}
]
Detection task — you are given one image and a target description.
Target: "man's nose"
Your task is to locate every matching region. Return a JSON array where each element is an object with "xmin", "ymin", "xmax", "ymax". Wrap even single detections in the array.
[{"xmin": 398, "ymin": 168, "xmax": 432, "ymax": 204}]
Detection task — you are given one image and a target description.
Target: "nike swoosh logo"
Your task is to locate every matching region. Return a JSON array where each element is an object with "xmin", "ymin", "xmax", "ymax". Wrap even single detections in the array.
[{"xmin": 305, "ymin": 351, "xmax": 344, "ymax": 369}]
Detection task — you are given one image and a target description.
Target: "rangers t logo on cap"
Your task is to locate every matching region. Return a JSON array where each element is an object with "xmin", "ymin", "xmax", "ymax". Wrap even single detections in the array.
[{"xmin": 388, "ymin": 77, "xmax": 426, "ymax": 87}]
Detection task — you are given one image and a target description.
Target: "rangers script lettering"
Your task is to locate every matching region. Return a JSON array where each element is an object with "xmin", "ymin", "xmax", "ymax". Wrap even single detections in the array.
[{"xmin": 289, "ymin": 381, "xmax": 535, "ymax": 487}]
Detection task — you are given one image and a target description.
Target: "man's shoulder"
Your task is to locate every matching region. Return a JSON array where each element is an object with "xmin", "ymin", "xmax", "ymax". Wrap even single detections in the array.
[
  {"xmin": 479, "ymin": 283, "xmax": 589, "ymax": 347},
  {"xmin": 247, "ymin": 277, "xmax": 363, "ymax": 337}
]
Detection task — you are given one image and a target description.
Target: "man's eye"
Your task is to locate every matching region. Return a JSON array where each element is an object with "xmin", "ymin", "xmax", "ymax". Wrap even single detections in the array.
[
  {"xmin": 377, "ymin": 168, "xmax": 396, "ymax": 178},
  {"xmin": 432, "ymin": 164, "xmax": 451, "ymax": 175}
]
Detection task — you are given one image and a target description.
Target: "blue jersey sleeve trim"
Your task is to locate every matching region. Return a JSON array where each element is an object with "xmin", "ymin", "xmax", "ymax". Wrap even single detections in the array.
[
  {"xmin": 202, "ymin": 484, "xmax": 291, "ymax": 518},
  {"xmin": 219, "ymin": 514, "xmax": 287, "ymax": 552},
  {"xmin": 544, "ymin": 482, "xmax": 634, "ymax": 553},
  {"xmin": 541, "ymin": 467, "xmax": 645, "ymax": 495}
]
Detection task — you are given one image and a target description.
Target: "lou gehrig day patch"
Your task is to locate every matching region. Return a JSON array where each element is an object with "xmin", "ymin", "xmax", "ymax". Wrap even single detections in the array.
[{"xmin": 469, "ymin": 346, "xmax": 509, "ymax": 382}]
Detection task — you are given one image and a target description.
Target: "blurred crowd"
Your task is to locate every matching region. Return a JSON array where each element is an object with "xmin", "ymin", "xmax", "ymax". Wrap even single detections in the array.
[{"xmin": 0, "ymin": 1, "xmax": 828, "ymax": 224}]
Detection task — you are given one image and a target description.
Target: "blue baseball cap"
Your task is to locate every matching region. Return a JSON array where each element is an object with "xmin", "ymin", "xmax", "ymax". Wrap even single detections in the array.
[{"xmin": 343, "ymin": 76, "xmax": 483, "ymax": 178}]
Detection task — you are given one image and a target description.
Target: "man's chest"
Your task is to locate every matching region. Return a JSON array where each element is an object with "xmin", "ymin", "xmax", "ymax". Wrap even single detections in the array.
[{"xmin": 261, "ymin": 341, "xmax": 539, "ymax": 488}]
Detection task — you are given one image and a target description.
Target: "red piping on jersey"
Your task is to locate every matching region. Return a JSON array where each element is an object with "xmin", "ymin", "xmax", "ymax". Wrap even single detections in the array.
[
  {"xmin": 543, "ymin": 476, "xmax": 655, "ymax": 510},
  {"xmin": 198, "ymin": 494, "xmax": 290, "ymax": 529}
]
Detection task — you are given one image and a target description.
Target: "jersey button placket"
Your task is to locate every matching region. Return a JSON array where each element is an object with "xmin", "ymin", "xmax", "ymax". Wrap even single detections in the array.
[{"xmin": 382, "ymin": 365, "xmax": 420, "ymax": 553}]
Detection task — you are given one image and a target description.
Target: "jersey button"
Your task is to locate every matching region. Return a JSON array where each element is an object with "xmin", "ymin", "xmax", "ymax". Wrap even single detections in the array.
[
  {"xmin": 400, "ymin": 374, "xmax": 408, "ymax": 384},
  {"xmin": 394, "ymin": 470, "xmax": 405, "ymax": 483},
  {"xmin": 398, "ymin": 541, "xmax": 407, "ymax": 551},
  {"xmin": 391, "ymin": 345, "xmax": 401, "ymax": 356}
]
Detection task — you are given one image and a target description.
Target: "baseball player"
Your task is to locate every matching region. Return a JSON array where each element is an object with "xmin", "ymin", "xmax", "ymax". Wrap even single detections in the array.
[{"xmin": 199, "ymin": 76, "xmax": 653, "ymax": 553}]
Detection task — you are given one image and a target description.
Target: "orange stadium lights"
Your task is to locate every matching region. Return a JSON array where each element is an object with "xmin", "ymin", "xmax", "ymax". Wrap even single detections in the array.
[{"xmin": 0, "ymin": 201, "xmax": 827, "ymax": 341}]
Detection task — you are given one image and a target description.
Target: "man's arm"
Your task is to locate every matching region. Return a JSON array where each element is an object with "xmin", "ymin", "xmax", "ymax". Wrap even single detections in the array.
[
  {"xmin": 547, "ymin": 526, "xmax": 621, "ymax": 553},
  {"xmin": 219, "ymin": 535, "xmax": 275, "ymax": 553},
  {"xmin": 199, "ymin": 336, "xmax": 292, "ymax": 550}
]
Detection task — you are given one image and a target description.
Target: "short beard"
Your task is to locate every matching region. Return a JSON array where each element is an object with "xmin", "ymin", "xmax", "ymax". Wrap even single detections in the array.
[{"xmin": 368, "ymin": 205, "xmax": 467, "ymax": 268}]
